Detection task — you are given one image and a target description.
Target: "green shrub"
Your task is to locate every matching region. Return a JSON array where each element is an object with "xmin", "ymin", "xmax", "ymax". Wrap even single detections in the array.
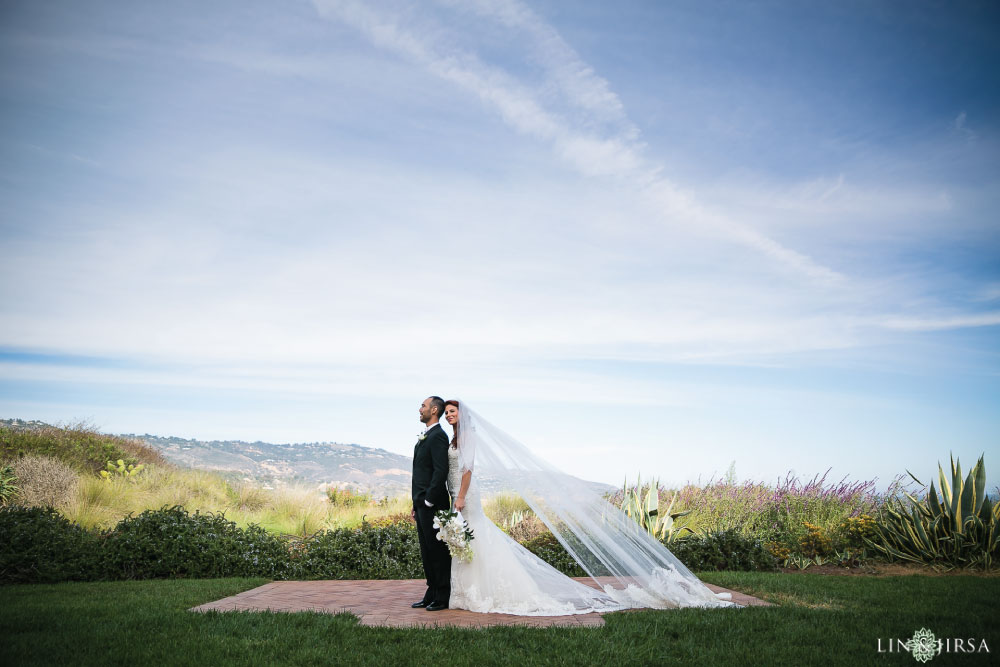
[
  {"xmin": 0, "ymin": 504, "xmax": 776, "ymax": 585},
  {"xmin": 365, "ymin": 512, "xmax": 416, "ymax": 528},
  {"xmin": 326, "ymin": 487, "xmax": 371, "ymax": 507},
  {"xmin": 0, "ymin": 506, "xmax": 101, "ymax": 583},
  {"xmin": 668, "ymin": 529, "xmax": 779, "ymax": 572},
  {"xmin": 2, "ymin": 506, "xmax": 430, "ymax": 584},
  {"xmin": 293, "ymin": 522, "xmax": 422, "ymax": 579},
  {"xmin": 101, "ymin": 506, "xmax": 292, "ymax": 580},
  {"xmin": 618, "ymin": 470, "xmax": 888, "ymax": 548},
  {"xmin": 0, "ymin": 465, "xmax": 17, "ymax": 506},
  {"xmin": 839, "ymin": 513, "xmax": 877, "ymax": 549},
  {"xmin": 522, "ymin": 532, "xmax": 586, "ymax": 577},
  {"xmin": 797, "ymin": 522, "xmax": 834, "ymax": 558},
  {"xmin": 521, "ymin": 527, "xmax": 777, "ymax": 577},
  {"xmin": 869, "ymin": 454, "xmax": 999, "ymax": 570}
]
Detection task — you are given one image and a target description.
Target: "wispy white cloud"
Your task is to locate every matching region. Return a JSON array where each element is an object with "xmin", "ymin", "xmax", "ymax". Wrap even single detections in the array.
[
  {"xmin": 434, "ymin": 0, "xmax": 635, "ymax": 130},
  {"xmin": 1, "ymin": 2, "xmax": 995, "ymax": 368},
  {"xmin": 954, "ymin": 110, "xmax": 977, "ymax": 142},
  {"xmin": 706, "ymin": 173, "xmax": 955, "ymax": 238},
  {"xmin": 311, "ymin": 0, "xmax": 844, "ymax": 284},
  {"xmin": 973, "ymin": 284, "xmax": 1000, "ymax": 303},
  {"xmin": 1, "ymin": 135, "xmax": 992, "ymax": 373},
  {"xmin": 879, "ymin": 312, "xmax": 1000, "ymax": 332}
]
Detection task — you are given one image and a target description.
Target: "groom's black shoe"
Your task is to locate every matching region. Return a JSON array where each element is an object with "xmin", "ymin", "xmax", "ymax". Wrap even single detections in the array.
[
  {"xmin": 411, "ymin": 600, "xmax": 431, "ymax": 608},
  {"xmin": 425, "ymin": 601, "xmax": 449, "ymax": 612}
]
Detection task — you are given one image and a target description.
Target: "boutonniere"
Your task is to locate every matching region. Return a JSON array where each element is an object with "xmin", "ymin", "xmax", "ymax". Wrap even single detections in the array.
[{"xmin": 417, "ymin": 432, "xmax": 427, "ymax": 441}]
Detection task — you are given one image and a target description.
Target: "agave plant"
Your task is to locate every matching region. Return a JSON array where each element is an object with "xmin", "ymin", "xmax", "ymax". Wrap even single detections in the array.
[
  {"xmin": 867, "ymin": 454, "xmax": 998, "ymax": 570},
  {"xmin": 619, "ymin": 476, "xmax": 694, "ymax": 543},
  {"xmin": 492, "ymin": 508, "xmax": 525, "ymax": 534}
]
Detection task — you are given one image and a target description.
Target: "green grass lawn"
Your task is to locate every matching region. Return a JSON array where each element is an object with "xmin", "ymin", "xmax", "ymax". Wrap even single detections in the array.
[{"xmin": 1, "ymin": 573, "xmax": 996, "ymax": 666}]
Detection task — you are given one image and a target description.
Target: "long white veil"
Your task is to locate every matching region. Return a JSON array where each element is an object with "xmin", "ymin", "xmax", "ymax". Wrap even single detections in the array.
[{"xmin": 453, "ymin": 400, "xmax": 734, "ymax": 609}]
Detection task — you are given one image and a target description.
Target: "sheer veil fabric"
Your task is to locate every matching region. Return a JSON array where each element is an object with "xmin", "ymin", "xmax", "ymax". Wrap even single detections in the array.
[{"xmin": 452, "ymin": 400, "xmax": 735, "ymax": 611}]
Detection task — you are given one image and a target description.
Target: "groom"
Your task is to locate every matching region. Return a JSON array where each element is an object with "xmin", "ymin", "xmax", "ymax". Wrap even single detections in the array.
[{"xmin": 410, "ymin": 395, "xmax": 452, "ymax": 611}]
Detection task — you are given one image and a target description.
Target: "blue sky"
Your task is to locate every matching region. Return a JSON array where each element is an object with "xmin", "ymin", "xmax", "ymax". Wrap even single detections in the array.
[{"xmin": 1, "ymin": 0, "xmax": 997, "ymax": 490}]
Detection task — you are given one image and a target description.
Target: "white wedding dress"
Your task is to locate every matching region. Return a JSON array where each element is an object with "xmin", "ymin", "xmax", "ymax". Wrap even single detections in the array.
[
  {"xmin": 444, "ymin": 401, "xmax": 735, "ymax": 615},
  {"xmin": 447, "ymin": 445, "xmax": 624, "ymax": 615}
]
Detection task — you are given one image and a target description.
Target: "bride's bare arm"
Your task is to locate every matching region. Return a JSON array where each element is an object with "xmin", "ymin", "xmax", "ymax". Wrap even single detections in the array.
[{"xmin": 455, "ymin": 470, "xmax": 472, "ymax": 511}]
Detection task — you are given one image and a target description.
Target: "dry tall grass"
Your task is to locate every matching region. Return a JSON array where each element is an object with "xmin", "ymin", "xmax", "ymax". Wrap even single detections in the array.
[
  {"xmin": 506, "ymin": 514, "xmax": 546, "ymax": 542},
  {"xmin": 9, "ymin": 455, "xmax": 80, "ymax": 509},
  {"xmin": 3, "ymin": 422, "xmax": 418, "ymax": 534},
  {"xmin": 58, "ymin": 463, "xmax": 412, "ymax": 534},
  {"xmin": 482, "ymin": 492, "xmax": 531, "ymax": 525},
  {"xmin": 482, "ymin": 492, "xmax": 546, "ymax": 541},
  {"xmin": 4, "ymin": 422, "xmax": 564, "ymax": 537}
]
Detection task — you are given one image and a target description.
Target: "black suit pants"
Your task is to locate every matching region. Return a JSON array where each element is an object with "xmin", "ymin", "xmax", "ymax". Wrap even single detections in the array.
[{"xmin": 415, "ymin": 503, "xmax": 451, "ymax": 604}]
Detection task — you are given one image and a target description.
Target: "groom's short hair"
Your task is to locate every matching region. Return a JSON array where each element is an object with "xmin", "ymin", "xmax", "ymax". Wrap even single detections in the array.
[{"xmin": 428, "ymin": 396, "xmax": 445, "ymax": 418}]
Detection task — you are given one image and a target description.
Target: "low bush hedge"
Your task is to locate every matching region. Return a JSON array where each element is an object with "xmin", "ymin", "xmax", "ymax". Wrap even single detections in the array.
[
  {"xmin": 0, "ymin": 506, "xmax": 102, "ymax": 583},
  {"xmin": 522, "ymin": 532, "xmax": 586, "ymax": 577},
  {"xmin": 1, "ymin": 505, "xmax": 779, "ymax": 585},
  {"xmin": 520, "ymin": 527, "xmax": 778, "ymax": 577},
  {"xmin": 0, "ymin": 506, "xmax": 425, "ymax": 584},
  {"xmin": 293, "ymin": 522, "xmax": 422, "ymax": 580},
  {"xmin": 102, "ymin": 506, "xmax": 292, "ymax": 580},
  {"xmin": 668, "ymin": 528, "xmax": 779, "ymax": 572}
]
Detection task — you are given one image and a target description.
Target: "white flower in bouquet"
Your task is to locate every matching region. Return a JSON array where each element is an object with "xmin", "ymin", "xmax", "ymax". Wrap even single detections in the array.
[{"xmin": 433, "ymin": 508, "xmax": 475, "ymax": 563}]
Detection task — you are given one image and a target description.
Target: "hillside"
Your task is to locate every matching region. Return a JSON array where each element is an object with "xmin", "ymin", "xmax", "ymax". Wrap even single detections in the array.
[
  {"xmin": 130, "ymin": 433, "xmax": 413, "ymax": 496},
  {"xmin": 131, "ymin": 433, "xmax": 615, "ymax": 497},
  {"xmin": 1, "ymin": 418, "xmax": 169, "ymax": 472},
  {"xmin": 3, "ymin": 419, "xmax": 614, "ymax": 498},
  {"xmin": 1, "ymin": 418, "xmax": 411, "ymax": 496}
]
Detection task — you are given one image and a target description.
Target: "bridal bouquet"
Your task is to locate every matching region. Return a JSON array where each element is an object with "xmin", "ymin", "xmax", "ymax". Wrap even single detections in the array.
[{"xmin": 433, "ymin": 509, "xmax": 475, "ymax": 563}]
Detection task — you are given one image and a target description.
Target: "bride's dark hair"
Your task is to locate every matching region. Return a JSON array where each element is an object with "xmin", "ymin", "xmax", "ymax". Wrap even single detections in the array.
[{"xmin": 444, "ymin": 399, "xmax": 460, "ymax": 448}]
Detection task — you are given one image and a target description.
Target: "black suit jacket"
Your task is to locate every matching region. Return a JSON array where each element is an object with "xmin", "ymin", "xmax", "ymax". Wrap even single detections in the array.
[{"xmin": 411, "ymin": 423, "xmax": 451, "ymax": 510}]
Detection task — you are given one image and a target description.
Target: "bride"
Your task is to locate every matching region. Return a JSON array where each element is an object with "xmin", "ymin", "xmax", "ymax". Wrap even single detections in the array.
[{"xmin": 440, "ymin": 399, "xmax": 734, "ymax": 615}]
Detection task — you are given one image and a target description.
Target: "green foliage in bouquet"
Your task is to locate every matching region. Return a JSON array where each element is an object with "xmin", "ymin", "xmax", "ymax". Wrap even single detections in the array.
[
  {"xmin": 433, "ymin": 508, "xmax": 475, "ymax": 562},
  {"xmin": 868, "ymin": 454, "xmax": 999, "ymax": 570}
]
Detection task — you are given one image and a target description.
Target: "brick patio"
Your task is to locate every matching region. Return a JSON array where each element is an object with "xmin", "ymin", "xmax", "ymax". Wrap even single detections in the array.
[{"xmin": 190, "ymin": 578, "xmax": 770, "ymax": 628}]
